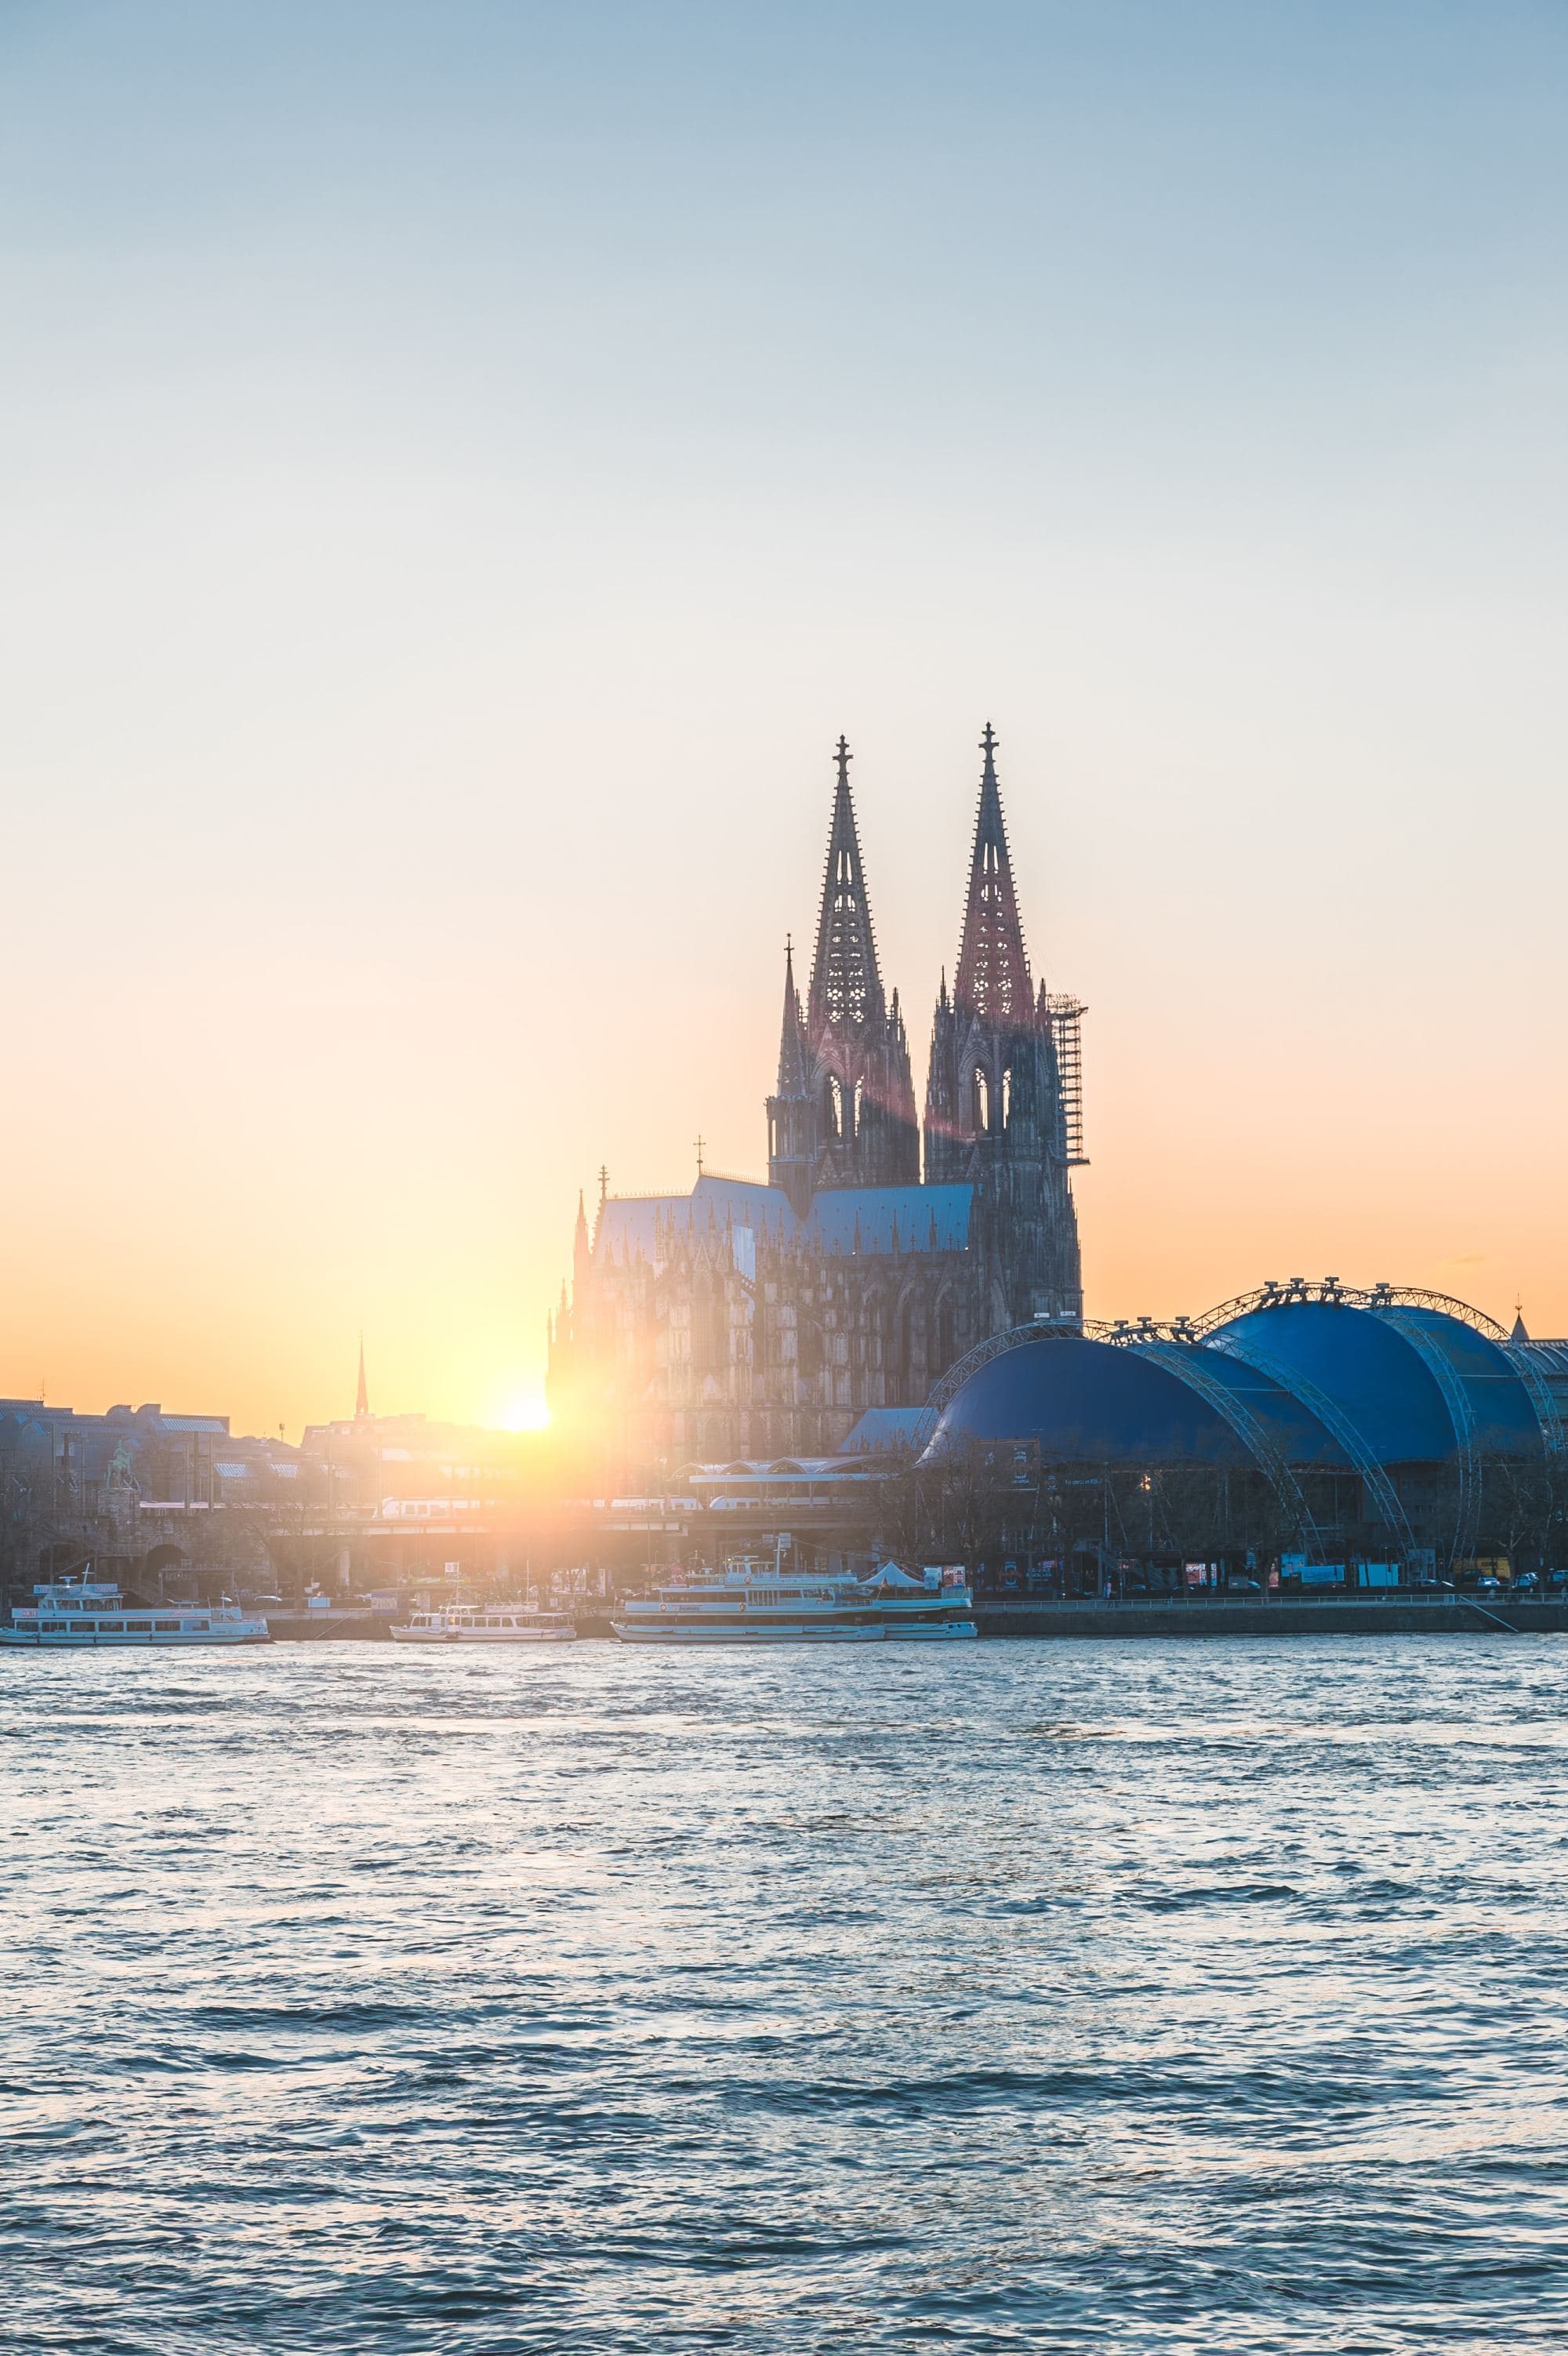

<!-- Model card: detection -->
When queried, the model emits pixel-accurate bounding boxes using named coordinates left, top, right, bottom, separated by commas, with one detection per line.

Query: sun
left=501, top=1396, right=552, bottom=1433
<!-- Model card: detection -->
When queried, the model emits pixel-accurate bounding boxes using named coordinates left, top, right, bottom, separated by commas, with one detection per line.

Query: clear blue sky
left=2, top=2, right=1564, bottom=1428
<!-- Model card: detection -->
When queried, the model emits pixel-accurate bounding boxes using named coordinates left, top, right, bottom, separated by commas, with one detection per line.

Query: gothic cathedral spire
left=807, top=735, right=887, bottom=1036
left=793, top=737, right=917, bottom=1195
left=953, top=722, right=1032, bottom=1022
left=923, top=724, right=1082, bottom=1327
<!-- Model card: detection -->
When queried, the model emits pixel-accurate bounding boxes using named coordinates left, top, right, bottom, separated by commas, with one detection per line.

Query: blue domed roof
left=1207, top=1301, right=1452, bottom=1461
left=1205, top=1299, right=1544, bottom=1464
left=924, top=1336, right=1262, bottom=1467
left=1380, top=1305, right=1544, bottom=1455
left=1168, top=1343, right=1352, bottom=1469
left=920, top=1294, right=1552, bottom=1502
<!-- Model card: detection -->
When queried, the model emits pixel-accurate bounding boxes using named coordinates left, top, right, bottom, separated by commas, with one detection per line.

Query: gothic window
left=851, top=1078, right=864, bottom=1138
left=1001, top=1069, right=1012, bottom=1130
left=827, top=1076, right=844, bottom=1140
left=973, top=1069, right=990, bottom=1133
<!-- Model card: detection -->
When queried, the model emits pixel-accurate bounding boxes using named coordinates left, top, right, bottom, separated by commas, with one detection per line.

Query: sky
left=1, top=0, right=1565, bottom=1438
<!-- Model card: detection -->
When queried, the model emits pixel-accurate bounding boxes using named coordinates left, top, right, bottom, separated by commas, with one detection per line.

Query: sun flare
left=502, top=1396, right=552, bottom=1433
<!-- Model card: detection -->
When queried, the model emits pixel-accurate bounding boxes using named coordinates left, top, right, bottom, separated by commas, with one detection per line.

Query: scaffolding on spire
left=1045, top=993, right=1089, bottom=1164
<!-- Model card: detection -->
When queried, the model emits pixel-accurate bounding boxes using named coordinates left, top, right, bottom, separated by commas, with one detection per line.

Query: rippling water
left=3, top=1637, right=1566, bottom=2352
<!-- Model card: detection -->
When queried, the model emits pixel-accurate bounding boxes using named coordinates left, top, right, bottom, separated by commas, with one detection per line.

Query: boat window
left=192, top=1621, right=210, bottom=1632
left=154, top=1620, right=180, bottom=1632
left=43, top=1621, right=68, bottom=1633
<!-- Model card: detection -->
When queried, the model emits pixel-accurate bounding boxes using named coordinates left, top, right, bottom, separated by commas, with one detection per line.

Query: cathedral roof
left=594, top=1173, right=973, bottom=1267
left=805, top=1184, right=971, bottom=1254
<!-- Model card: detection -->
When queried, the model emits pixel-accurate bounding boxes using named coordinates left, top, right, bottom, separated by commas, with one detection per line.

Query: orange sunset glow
left=8, top=16, right=1568, bottom=2356
left=1, top=9, right=1563, bottom=1446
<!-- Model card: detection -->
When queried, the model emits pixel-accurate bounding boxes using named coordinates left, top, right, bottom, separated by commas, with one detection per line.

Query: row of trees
left=866, top=1442, right=1568, bottom=1581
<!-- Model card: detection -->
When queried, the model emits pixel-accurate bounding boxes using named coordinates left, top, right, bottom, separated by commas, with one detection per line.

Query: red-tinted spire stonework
left=808, top=737, right=887, bottom=1036
left=953, top=724, right=1032, bottom=1022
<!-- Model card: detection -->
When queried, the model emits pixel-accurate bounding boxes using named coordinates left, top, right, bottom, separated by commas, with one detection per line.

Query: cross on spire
left=695, top=1133, right=706, bottom=1174
left=598, top=1163, right=609, bottom=1203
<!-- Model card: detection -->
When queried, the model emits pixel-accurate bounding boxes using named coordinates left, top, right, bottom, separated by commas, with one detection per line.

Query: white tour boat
left=390, top=1600, right=578, bottom=1643
left=2, top=1575, right=270, bottom=1648
left=612, top=1556, right=976, bottom=1645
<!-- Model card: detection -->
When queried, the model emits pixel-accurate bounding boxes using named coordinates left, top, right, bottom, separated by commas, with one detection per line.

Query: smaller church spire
left=775, top=937, right=811, bottom=1097
left=354, top=1334, right=369, bottom=1422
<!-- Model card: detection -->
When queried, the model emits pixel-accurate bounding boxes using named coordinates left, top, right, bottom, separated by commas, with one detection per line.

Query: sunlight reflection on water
left=2, top=1636, right=1566, bottom=2353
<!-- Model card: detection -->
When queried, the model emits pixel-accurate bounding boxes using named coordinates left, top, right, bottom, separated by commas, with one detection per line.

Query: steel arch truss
left=1201, top=1330, right=1418, bottom=1559
left=913, top=1318, right=1326, bottom=1556
left=1185, top=1277, right=1508, bottom=1342
left=1501, top=1346, right=1567, bottom=1459
left=1130, top=1338, right=1325, bottom=1560
left=1369, top=1306, right=1479, bottom=1569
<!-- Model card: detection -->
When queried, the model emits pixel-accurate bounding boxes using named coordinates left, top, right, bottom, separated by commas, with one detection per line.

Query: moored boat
left=1, top=1575, right=270, bottom=1648
left=611, top=1555, right=976, bottom=1644
left=390, top=1600, right=578, bottom=1643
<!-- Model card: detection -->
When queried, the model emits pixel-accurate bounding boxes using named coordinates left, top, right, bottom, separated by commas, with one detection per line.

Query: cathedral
left=546, top=728, right=1086, bottom=1476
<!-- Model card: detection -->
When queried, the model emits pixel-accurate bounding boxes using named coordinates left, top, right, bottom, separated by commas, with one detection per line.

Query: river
left=3, top=1636, right=1565, bottom=2351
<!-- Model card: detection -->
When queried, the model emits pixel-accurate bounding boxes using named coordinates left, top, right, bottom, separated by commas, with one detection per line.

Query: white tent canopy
left=863, top=1562, right=927, bottom=1589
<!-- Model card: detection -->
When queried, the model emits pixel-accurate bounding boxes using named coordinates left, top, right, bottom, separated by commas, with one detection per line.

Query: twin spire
left=953, top=723, right=1032, bottom=1022
left=806, top=735, right=887, bottom=1037
left=789, top=723, right=1033, bottom=1053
